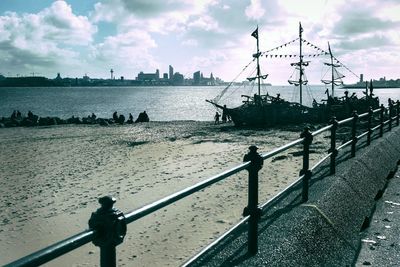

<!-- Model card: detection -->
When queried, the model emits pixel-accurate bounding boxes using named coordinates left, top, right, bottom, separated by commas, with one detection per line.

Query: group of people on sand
left=0, top=109, right=151, bottom=128
left=214, top=106, right=231, bottom=124
left=112, top=111, right=149, bottom=124
left=11, top=110, right=38, bottom=122
left=10, top=110, right=22, bottom=120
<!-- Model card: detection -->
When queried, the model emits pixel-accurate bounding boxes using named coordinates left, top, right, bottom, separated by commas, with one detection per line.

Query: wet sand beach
left=0, top=121, right=329, bottom=266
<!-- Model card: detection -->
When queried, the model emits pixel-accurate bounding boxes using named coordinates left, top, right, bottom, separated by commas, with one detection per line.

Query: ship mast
left=256, top=27, right=261, bottom=96
left=328, top=42, right=335, bottom=97
left=248, top=26, right=268, bottom=98
left=299, top=22, right=304, bottom=105
left=321, top=42, right=344, bottom=96
left=288, top=23, right=309, bottom=103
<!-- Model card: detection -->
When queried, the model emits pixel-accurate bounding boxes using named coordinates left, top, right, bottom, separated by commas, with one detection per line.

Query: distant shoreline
left=341, top=85, right=400, bottom=89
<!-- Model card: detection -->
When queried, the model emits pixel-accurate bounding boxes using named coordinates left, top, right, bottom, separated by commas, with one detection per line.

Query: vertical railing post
left=397, top=100, right=400, bottom=126
left=351, top=111, right=358, bottom=157
left=380, top=104, right=385, bottom=137
left=367, top=107, right=373, bottom=146
left=300, top=127, right=313, bottom=202
left=388, top=98, right=393, bottom=131
left=89, top=196, right=127, bottom=267
left=329, top=116, right=338, bottom=175
left=243, top=145, right=263, bottom=255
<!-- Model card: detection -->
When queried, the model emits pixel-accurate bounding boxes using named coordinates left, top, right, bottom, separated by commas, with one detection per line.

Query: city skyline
left=0, top=1, right=399, bottom=84
left=0, top=65, right=221, bottom=83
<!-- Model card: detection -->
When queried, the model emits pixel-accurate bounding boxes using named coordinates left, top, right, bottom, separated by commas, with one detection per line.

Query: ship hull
left=220, top=97, right=379, bottom=127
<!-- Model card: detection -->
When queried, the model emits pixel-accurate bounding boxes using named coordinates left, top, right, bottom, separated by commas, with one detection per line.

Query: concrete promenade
left=187, top=126, right=400, bottom=267
left=355, top=167, right=400, bottom=266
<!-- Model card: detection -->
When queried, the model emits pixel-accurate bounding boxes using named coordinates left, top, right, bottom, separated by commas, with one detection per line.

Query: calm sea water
left=0, top=85, right=399, bottom=121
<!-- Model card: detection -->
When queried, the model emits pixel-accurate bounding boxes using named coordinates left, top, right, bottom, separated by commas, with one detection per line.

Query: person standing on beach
left=214, top=112, right=220, bottom=124
left=127, top=113, right=134, bottom=123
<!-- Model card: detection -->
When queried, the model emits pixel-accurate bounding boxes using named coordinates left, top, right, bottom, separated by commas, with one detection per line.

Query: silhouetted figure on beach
left=16, top=110, right=22, bottom=119
left=127, top=113, right=134, bottom=124
left=28, top=110, right=34, bottom=119
left=118, top=114, right=125, bottom=124
left=222, top=105, right=227, bottom=123
left=214, top=112, right=220, bottom=124
left=91, top=113, right=96, bottom=120
left=135, top=111, right=149, bottom=123
left=11, top=110, right=17, bottom=120
left=113, top=111, right=118, bottom=121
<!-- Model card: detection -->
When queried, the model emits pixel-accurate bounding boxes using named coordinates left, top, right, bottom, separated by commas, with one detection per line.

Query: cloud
left=334, top=16, right=400, bottom=35
left=336, top=35, right=394, bottom=51
left=89, top=30, right=159, bottom=77
left=245, top=0, right=265, bottom=20
left=0, top=1, right=96, bottom=75
left=91, top=0, right=215, bottom=30
left=118, top=0, right=189, bottom=18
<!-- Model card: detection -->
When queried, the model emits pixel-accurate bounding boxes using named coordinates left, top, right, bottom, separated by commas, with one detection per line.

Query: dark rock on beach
left=0, top=110, right=153, bottom=128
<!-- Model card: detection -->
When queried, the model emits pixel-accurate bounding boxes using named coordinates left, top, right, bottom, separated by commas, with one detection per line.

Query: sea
left=0, top=85, right=399, bottom=121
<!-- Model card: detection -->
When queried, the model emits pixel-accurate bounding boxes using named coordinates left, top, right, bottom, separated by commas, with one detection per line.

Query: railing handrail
left=5, top=103, right=399, bottom=267
left=261, top=137, right=304, bottom=160
left=125, top=161, right=250, bottom=223
left=4, top=230, right=94, bottom=267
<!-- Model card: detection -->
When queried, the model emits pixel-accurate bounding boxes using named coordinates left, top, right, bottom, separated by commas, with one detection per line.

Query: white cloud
left=89, top=30, right=158, bottom=77
left=91, top=0, right=216, bottom=34
left=245, top=0, right=265, bottom=20
left=187, top=15, right=219, bottom=31
left=1, top=0, right=399, bottom=81
left=0, top=1, right=96, bottom=76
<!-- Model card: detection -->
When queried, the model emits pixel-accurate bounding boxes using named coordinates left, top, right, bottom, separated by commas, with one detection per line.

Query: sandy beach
left=0, top=121, right=330, bottom=266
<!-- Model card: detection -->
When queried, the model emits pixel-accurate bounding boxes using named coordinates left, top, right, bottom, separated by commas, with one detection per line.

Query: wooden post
left=367, top=107, right=373, bottom=146
left=351, top=111, right=358, bottom=158
left=89, top=196, right=127, bottom=267
left=243, top=146, right=263, bottom=255
left=380, top=104, right=385, bottom=137
left=388, top=98, right=393, bottom=131
left=329, top=117, right=338, bottom=174
left=300, top=127, right=313, bottom=202
left=397, top=100, right=400, bottom=126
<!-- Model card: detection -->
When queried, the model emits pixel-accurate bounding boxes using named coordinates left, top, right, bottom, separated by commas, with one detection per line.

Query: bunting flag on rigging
left=265, top=52, right=326, bottom=58
left=260, top=38, right=299, bottom=55
left=251, top=28, right=258, bottom=39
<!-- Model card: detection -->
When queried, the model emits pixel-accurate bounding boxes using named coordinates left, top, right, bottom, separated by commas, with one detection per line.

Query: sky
left=0, top=0, right=399, bottom=84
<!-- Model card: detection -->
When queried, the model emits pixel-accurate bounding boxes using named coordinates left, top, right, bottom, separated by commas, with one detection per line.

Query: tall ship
left=207, top=24, right=379, bottom=126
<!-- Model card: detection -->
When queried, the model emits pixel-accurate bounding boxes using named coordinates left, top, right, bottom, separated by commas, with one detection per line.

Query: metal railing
left=5, top=100, right=400, bottom=267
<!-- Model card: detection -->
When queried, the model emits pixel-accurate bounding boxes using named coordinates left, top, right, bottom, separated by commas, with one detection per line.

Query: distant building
left=83, top=74, right=90, bottom=82
left=173, top=72, right=184, bottom=85
left=192, top=71, right=216, bottom=85
left=136, top=69, right=160, bottom=81
left=169, top=65, right=174, bottom=80
left=163, top=73, right=168, bottom=79
left=193, top=71, right=201, bottom=85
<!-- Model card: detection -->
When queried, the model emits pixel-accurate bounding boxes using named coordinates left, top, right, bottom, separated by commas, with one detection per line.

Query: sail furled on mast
left=288, top=66, right=308, bottom=86
left=321, top=67, right=345, bottom=85
left=321, top=42, right=345, bottom=86
left=247, top=74, right=268, bottom=82
left=288, top=61, right=310, bottom=86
